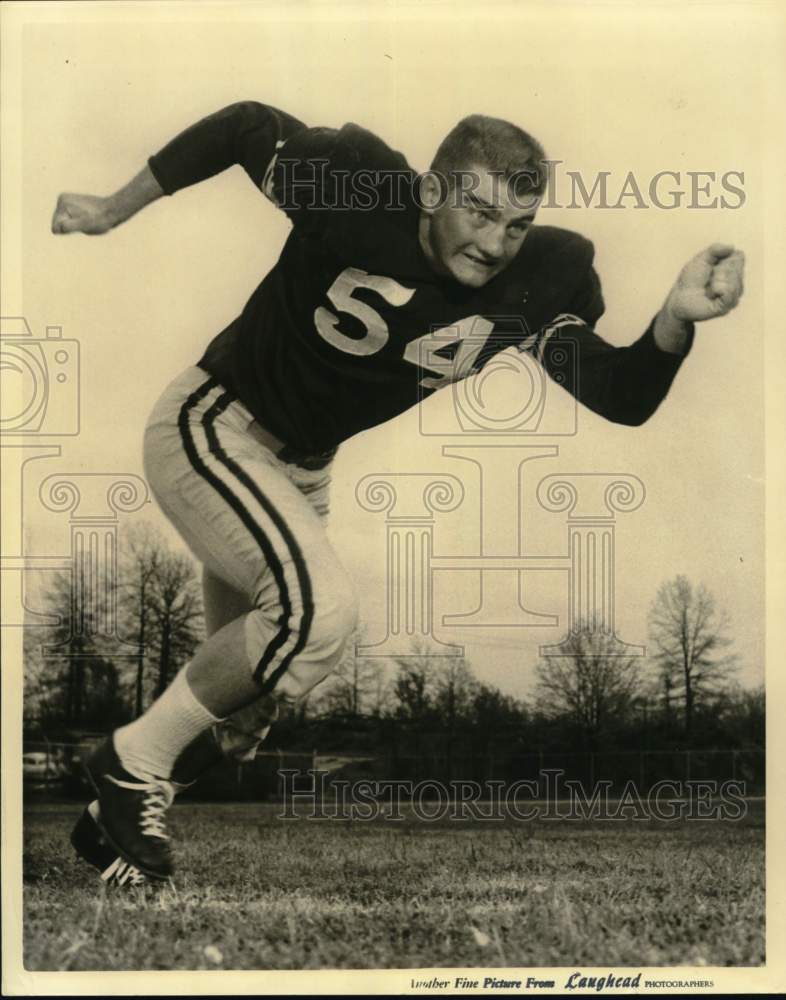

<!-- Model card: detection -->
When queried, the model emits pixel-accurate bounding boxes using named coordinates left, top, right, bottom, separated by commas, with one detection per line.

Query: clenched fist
left=665, top=243, right=745, bottom=322
left=51, top=192, right=115, bottom=235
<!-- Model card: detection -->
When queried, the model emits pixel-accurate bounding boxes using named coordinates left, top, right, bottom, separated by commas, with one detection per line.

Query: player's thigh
left=143, top=371, right=352, bottom=614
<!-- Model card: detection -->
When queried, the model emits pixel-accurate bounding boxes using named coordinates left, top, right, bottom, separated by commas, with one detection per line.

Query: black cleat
left=83, top=737, right=175, bottom=880
left=71, top=801, right=148, bottom=887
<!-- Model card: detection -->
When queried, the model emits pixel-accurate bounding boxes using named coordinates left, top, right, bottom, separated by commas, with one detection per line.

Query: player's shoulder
left=523, top=225, right=596, bottom=268
left=336, top=122, right=411, bottom=172
left=496, top=225, right=599, bottom=313
left=280, top=120, right=410, bottom=173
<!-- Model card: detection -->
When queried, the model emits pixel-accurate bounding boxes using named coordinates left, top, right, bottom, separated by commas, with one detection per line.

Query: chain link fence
left=23, top=740, right=765, bottom=801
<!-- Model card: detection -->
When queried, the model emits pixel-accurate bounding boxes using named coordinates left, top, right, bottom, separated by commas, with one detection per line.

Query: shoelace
left=139, top=783, right=174, bottom=839
left=105, top=774, right=175, bottom=840
left=102, top=856, right=147, bottom=887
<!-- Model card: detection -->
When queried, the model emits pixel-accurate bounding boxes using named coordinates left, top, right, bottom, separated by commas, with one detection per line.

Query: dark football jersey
left=148, top=102, right=693, bottom=453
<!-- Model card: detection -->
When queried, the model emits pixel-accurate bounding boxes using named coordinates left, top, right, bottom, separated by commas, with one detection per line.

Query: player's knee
left=245, top=574, right=358, bottom=669
left=269, top=591, right=357, bottom=702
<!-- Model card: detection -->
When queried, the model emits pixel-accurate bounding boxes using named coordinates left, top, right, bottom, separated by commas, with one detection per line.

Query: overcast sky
left=7, top=3, right=770, bottom=698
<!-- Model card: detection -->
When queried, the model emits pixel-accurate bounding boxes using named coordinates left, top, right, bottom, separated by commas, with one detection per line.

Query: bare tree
left=658, top=667, right=679, bottom=729
left=717, top=683, right=764, bottom=745
left=471, top=684, right=528, bottom=731
left=430, top=655, right=476, bottom=779
left=535, top=625, right=641, bottom=746
left=367, top=662, right=395, bottom=718
left=148, top=550, right=203, bottom=697
left=119, top=523, right=161, bottom=717
left=24, top=570, right=127, bottom=729
left=433, top=657, right=477, bottom=729
left=319, top=628, right=384, bottom=717
left=648, top=575, right=737, bottom=738
left=392, top=638, right=440, bottom=722
left=118, top=522, right=204, bottom=708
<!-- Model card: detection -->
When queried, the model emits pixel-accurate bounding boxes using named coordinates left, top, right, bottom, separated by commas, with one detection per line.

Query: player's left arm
left=534, top=242, right=744, bottom=426
left=653, top=243, right=745, bottom=352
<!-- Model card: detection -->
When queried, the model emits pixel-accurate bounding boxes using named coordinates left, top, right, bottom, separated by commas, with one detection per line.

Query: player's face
left=420, top=165, right=539, bottom=288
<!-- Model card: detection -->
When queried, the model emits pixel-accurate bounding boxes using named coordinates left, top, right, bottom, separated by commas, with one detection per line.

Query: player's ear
left=417, top=170, right=448, bottom=214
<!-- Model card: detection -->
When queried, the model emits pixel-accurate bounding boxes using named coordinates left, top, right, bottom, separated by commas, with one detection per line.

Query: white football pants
left=143, top=366, right=358, bottom=703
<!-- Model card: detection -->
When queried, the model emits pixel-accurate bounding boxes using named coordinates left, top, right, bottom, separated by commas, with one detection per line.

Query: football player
left=52, top=103, right=744, bottom=882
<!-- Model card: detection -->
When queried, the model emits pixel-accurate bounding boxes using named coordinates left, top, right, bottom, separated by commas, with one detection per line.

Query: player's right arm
left=51, top=101, right=306, bottom=235
left=52, top=167, right=164, bottom=234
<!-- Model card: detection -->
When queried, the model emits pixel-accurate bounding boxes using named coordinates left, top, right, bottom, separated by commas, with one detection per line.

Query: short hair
left=430, top=114, right=547, bottom=201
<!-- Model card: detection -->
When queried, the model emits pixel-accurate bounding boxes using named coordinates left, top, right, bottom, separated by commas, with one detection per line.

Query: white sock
left=114, top=666, right=223, bottom=780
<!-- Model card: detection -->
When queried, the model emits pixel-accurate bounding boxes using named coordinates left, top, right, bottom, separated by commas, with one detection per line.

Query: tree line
left=23, top=522, right=763, bottom=754
left=24, top=522, right=203, bottom=731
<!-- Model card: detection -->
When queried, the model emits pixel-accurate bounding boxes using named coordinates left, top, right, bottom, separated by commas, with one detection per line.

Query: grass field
left=23, top=801, right=764, bottom=971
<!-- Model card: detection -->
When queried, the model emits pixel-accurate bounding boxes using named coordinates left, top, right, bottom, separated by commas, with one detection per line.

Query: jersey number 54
left=314, top=266, right=498, bottom=389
